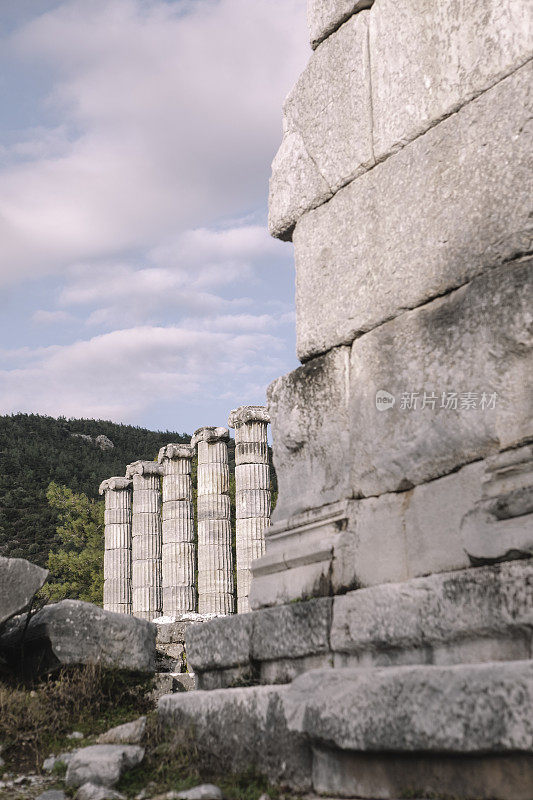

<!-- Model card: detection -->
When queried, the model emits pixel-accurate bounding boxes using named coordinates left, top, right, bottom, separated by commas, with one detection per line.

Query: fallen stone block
left=176, top=786, right=223, bottom=800
left=0, top=600, right=156, bottom=676
left=97, top=717, right=146, bottom=745
left=37, top=791, right=67, bottom=800
left=0, top=556, right=48, bottom=629
left=66, top=744, right=144, bottom=788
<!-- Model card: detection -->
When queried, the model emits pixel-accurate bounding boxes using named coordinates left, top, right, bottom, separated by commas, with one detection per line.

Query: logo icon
left=375, top=389, right=395, bottom=411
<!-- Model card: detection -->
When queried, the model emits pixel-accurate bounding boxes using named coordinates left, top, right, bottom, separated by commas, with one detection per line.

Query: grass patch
left=0, top=664, right=154, bottom=774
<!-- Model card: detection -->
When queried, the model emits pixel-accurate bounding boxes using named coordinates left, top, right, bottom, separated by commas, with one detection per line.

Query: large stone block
left=308, top=0, right=373, bottom=49
left=158, top=685, right=312, bottom=790
left=252, top=597, right=332, bottom=662
left=268, top=346, right=350, bottom=520
left=284, top=661, right=533, bottom=753
left=269, top=12, right=372, bottom=240
left=0, top=600, right=156, bottom=675
left=293, top=64, right=533, bottom=359
left=349, top=259, right=533, bottom=496
left=0, top=556, right=48, bottom=629
left=186, top=614, right=253, bottom=672
left=370, top=0, right=533, bottom=160
left=331, top=561, right=533, bottom=666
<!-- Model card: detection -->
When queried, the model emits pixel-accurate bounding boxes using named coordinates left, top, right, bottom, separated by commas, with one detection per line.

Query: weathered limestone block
left=228, top=406, right=271, bottom=613
left=293, top=64, right=533, bottom=359
left=191, top=427, right=234, bottom=614
left=252, top=597, right=332, bottom=662
left=284, top=662, right=533, bottom=754
left=268, top=346, right=350, bottom=520
left=158, top=444, right=196, bottom=616
left=186, top=597, right=332, bottom=679
left=308, top=0, right=373, bottom=49
left=250, top=500, right=349, bottom=609
left=97, top=717, right=146, bottom=745
left=268, top=128, right=332, bottom=241
left=331, top=561, right=533, bottom=667
left=126, top=460, right=163, bottom=621
left=461, top=445, right=533, bottom=564
left=370, top=0, right=533, bottom=160
left=269, top=12, right=372, bottom=240
left=0, top=600, right=156, bottom=675
left=349, top=258, right=533, bottom=497
left=186, top=614, right=254, bottom=673
left=332, top=461, right=482, bottom=593
left=99, top=477, right=132, bottom=615
left=158, top=662, right=533, bottom=797
left=0, top=556, right=48, bottom=629
left=158, top=685, right=312, bottom=790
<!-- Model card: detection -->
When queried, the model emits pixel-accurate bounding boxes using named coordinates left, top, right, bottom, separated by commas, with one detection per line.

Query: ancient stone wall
left=250, top=0, right=533, bottom=609
left=165, top=3, right=533, bottom=798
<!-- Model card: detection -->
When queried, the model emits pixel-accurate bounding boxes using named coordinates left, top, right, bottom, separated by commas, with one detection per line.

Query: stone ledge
left=331, top=560, right=533, bottom=661
left=285, top=661, right=533, bottom=753
left=159, top=660, right=533, bottom=798
left=188, top=561, right=533, bottom=685
left=186, top=597, right=332, bottom=675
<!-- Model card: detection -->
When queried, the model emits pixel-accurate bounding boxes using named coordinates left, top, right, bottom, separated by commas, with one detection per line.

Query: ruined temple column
left=228, top=406, right=271, bottom=613
left=125, top=460, right=163, bottom=621
left=158, top=444, right=196, bottom=617
left=99, top=477, right=133, bottom=615
left=191, top=427, right=234, bottom=614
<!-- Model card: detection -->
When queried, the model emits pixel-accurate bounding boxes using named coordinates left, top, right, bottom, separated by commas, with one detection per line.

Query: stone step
left=158, top=659, right=533, bottom=799
left=186, top=560, right=533, bottom=688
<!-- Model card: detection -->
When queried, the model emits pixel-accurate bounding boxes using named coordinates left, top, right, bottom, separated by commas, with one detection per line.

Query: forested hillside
left=0, top=414, right=190, bottom=566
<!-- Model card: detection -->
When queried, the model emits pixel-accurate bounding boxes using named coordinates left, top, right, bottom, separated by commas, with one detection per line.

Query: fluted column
left=158, top=443, right=196, bottom=617
left=191, top=427, right=234, bottom=614
left=228, top=406, right=271, bottom=613
left=125, top=460, right=163, bottom=621
left=99, top=477, right=133, bottom=615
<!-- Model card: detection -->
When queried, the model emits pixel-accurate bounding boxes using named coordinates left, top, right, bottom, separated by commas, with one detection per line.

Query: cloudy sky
left=0, top=0, right=308, bottom=433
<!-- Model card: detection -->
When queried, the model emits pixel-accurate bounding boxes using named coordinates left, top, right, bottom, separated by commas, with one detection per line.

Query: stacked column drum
left=101, top=407, right=271, bottom=619
left=125, top=460, right=164, bottom=621
left=228, top=406, right=271, bottom=613
left=158, top=443, right=196, bottom=617
left=191, top=427, right=235, bottom=614
left=100, top=476, right=133, bottom=614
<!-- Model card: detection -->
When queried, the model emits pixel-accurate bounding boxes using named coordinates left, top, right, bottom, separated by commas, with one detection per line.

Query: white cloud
left=32, top=308, right=74, bottom=324
left=0, top=0, right=308, bottom=285
left=0, top=324, right=286, bottom=422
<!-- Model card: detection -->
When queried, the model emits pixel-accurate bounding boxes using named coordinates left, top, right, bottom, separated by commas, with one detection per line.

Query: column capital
left=157, top=443, right=194, bottom=463
left=228, top=405, right=270, bottom=428
left=191, top=426, right=229, bottom=448
left=99, top=476, right=132, bottom=494
left=125, top=460, right=164, bottom=479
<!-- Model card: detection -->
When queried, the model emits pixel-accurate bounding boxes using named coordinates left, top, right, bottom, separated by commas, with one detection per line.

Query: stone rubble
left=75, top=783, right=126, bottom=800
left=65, top=744, right=145, bottom=789
left=96, top=717, right=146, bottom=746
